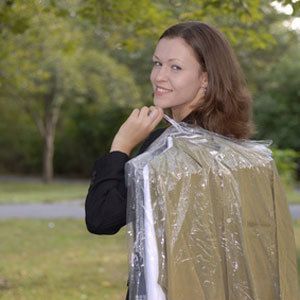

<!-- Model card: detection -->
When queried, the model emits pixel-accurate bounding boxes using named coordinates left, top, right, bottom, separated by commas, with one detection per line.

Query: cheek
left=174, top=75, right=201, bottom=98
left=174, top=74, right=199, bottom=91
left=150, top=69, right=155, bottom=85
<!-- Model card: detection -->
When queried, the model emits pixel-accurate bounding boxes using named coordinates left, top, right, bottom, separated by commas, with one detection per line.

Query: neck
left=171, top=107, right=192, bottom=122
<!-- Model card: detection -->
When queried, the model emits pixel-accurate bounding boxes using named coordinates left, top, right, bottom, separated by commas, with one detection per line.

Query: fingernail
left=150, top=110, right=157, bottom=118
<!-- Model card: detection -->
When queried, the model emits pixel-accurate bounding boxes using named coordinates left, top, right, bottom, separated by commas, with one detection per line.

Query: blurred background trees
left=0, top=0, right=299, bottom=182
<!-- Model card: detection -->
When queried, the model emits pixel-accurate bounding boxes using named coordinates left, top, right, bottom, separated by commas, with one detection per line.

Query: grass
left=0, top=179, right=299, bottom=204
left=294, top=220, right=300, bottom=297
left=286, top=187, right=300, bottom=204
left=0, top=220, right=128, bottom=300
left=0, top=181, right=89, bottom=204
left=0, top=219, right=299, bottom=300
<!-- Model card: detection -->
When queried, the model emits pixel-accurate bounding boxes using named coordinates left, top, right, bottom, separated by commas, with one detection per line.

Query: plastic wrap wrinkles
left=125, top=115, right=299, bottom=300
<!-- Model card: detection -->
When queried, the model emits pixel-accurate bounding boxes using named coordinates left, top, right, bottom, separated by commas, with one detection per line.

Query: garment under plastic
left=124, top=115, right=299, bottom=300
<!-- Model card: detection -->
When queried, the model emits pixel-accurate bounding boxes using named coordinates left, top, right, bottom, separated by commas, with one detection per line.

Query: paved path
left=0, top=201, right=299, bottom=220
left=290, top=204, right=300, bottom=220
left=0, top=200, right=84, bottom=220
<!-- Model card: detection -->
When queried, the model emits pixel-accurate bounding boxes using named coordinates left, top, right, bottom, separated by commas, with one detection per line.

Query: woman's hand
left=110, top=106, right=165, bottom=156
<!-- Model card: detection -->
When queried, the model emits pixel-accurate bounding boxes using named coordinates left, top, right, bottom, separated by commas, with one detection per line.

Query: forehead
left=153, top=37, right=198, bottom=64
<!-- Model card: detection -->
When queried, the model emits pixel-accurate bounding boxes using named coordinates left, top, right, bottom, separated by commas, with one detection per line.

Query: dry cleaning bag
left=125, top=115, right=298, bottom=300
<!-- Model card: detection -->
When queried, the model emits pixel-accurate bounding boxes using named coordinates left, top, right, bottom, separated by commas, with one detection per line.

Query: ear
left=201, top=72, right=208, bottom=87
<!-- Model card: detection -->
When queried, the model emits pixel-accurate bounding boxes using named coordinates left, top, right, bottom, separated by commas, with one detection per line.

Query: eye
left=152, top=60, right=161, bottom=67
left=171, top=64, right=182, bottom=71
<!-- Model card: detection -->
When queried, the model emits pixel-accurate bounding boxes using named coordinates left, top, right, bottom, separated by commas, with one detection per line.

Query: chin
left=153, top=98, right=172, bottom=109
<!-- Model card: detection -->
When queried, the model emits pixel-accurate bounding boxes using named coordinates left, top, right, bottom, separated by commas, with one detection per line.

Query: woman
left=85, top=21, right=296, bottom=299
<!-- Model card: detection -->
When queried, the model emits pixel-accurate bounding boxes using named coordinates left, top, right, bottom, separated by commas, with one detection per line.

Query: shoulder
left=137, top=126, right=168, bottom=154
left=148, top=126, right=168, bottom=141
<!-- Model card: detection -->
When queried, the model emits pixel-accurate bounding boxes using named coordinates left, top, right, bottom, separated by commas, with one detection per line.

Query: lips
left=155, top=86, right=173, bottom=96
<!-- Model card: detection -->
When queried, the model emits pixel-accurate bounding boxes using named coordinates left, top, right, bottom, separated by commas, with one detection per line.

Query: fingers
left=148, top=106, right=157, bottom=118
left=146, top=106, right=164, bottom=130
left=131, top=106, right=164, bottom=125
left=151, top=107, right=164, bottom=127
left=153, top=106, right=164, bottom=120
left=129, top=108, right=140, bottom=118
left=138, top=106, right=150, bottom=119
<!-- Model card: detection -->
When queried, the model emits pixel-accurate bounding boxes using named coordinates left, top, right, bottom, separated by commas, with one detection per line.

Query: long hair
left=159, top=21, right=255, bottom=139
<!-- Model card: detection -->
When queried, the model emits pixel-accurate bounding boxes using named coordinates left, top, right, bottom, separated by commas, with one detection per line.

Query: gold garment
left=125, top=117, right=299, bottom=300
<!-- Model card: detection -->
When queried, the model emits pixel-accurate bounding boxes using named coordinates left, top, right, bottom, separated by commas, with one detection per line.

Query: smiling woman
left=150, top=37, right=207, bottom=122
left=85, top=21, right=298, bottom=300
left=151, top=22, right=255, bottom=139
left=105, top=22, right=254, bottom=158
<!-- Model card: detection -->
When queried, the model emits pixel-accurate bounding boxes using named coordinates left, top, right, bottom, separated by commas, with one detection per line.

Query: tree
left=1, top=0, right=298, bottom=179
left=253, top=42, right=300, bottom=150
left=0, top=0, right=140, bottom=181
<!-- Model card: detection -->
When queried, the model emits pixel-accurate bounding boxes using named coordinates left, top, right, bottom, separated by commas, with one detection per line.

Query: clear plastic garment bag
left=125, top=115, right=299, bottom=300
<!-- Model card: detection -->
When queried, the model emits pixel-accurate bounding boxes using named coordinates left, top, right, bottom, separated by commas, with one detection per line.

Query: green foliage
left=0, top=99, right=42, bottom=173
left=253, top=42, right=300, bottom=150
left=0, top=0, right=141, bottom=177
left=277, top=0, right=300, bottom=15
left=78, top=0, right=276, bottom=53
left=0, top=0, right=140, bottom=113
left=54, top=104, right=134, bottom=176
left=0, top=0, right=299, bottom=177
left=272, top=148, right=300, bottom=188
left=78, top=50, right=141, bottom=107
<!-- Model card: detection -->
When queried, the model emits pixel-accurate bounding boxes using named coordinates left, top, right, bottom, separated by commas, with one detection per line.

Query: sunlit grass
left=0, top=181, right=89, bottom=204
left=293, top=220, right=300, bottom=290
left=0, top=219, right=128, bottom=300
left=0, top=180, right=299, bottom=204
left=0, top=219, right=299, bottom=300
left=285, top=187, right=300, bottom=204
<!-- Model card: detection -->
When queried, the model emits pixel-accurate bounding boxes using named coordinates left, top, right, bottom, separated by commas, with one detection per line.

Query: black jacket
left=85, top=115, right=192, bottom=299
left=85, top=126, right=167, bottom=300
left=85, top=127, right=167, bottom=234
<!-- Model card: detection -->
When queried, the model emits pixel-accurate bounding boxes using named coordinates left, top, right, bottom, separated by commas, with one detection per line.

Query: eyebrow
left=152, top=54, right=182, bottom=62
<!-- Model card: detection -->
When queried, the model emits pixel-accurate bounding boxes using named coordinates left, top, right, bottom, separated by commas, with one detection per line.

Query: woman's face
left=150, top=37, right=206, bottom=121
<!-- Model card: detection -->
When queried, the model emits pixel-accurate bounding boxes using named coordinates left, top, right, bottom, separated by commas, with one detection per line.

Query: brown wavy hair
left=159, top=21, right=255, bottom=139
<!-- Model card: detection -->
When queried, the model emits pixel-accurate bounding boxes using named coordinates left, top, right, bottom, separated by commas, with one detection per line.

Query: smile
left=155, top=86, right=173, bottom=95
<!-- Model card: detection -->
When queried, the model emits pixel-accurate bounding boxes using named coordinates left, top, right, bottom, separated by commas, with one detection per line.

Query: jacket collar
left=180, top=113, right=193, bottom=124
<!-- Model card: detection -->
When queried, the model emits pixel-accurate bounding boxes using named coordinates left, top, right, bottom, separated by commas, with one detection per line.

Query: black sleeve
left=85, top=127, right=167, bottom=235
left=85, top=151, right=130, bottom=235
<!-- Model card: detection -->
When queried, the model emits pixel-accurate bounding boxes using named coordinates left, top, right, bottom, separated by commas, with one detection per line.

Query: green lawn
left=0, top=219, right=299, bottom=300
left=286, top=187, right=300, bottom=204
left=0, top=181, right=89, bottom=204
left=294, top=220, right=300, bottom=298
left=0, top=180, right=299, bottom=204
left=0, top=220, right=128, bottom=300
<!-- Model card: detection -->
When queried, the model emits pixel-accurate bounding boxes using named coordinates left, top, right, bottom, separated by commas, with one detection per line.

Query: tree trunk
left=41, top=70, right=61, bottom=183
left=42, top=124, right=55, bottom=183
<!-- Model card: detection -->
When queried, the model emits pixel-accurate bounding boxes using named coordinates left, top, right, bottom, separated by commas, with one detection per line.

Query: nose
left=155, top=65, right=168, bottom=82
